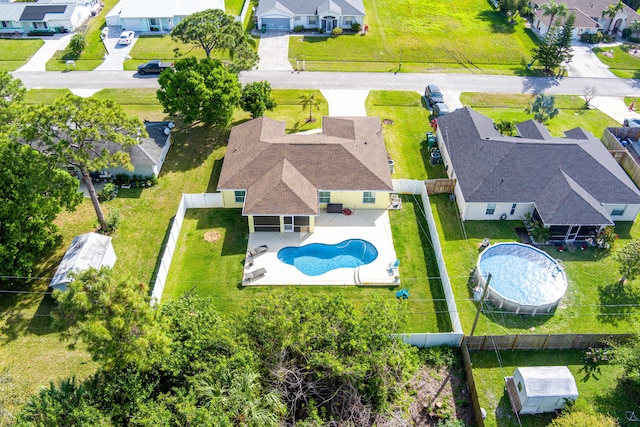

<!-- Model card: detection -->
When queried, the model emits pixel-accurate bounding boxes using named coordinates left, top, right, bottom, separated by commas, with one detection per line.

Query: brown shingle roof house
left=217, top=116, right=393, bottom=232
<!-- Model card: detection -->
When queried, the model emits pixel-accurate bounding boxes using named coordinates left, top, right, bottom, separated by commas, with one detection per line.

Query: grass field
left=594, top=44, right=640, bottom=79
left=366, top=91, right=446, bottom=180
left=288, top=0, right=537, bottom=74
left=460, top=92, right=620, bottom=137
left=0, top=39, right=44, bottom=71
left=471, top=349, right=633, bottom=427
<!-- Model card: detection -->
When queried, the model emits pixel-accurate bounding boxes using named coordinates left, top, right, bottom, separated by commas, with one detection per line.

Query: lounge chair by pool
left=244, top=268, right=267, bottom=281
left=247, top=245, right=268, bottom=257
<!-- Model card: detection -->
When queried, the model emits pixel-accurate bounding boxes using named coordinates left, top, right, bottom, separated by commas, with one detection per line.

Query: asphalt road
left=11, top=70, right=640, bottom=96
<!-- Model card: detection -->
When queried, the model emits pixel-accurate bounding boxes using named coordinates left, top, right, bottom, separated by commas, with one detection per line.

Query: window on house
left=150, top=18, right=158, bottom=26
left=510, top=203, right=516, bottom=215
left=319, top=191, right=330, bottom=203
left=612, top=205, right=626, bottom=216
left=234, top=190, right=246, bottom=203
left=486, top=203, right=496, bottom=215
left=517, top=382, right=523, bottom=392
left=363, top=192, right=376, bottom=204
left=308, top=16, right=317, bottom=25
left=1, top=21, right=9, bottom=28
left=344, top=16, right=354, bottom=25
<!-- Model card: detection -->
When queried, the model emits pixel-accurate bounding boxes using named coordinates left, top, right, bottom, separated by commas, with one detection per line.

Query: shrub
left=68, top=33, right=87, bottom=57
left=318, top=28, right=325, bottom=34
left=97, top=182, right=118, bottom=202
left=293, top=25, right=304, bottom=32
left=351, top=22, right=361, bottom=32
left=331, top=27, right=343, bottom=37
left=421, top=345, right=457, bottom=368
left=581, top=32, right=603, bottom=43
left=623, top=28, right=633, bottom=39
left=105, top=208, right=121, bottom=231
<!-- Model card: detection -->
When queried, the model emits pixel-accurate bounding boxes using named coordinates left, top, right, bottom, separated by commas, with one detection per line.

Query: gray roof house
left=50, top=232, right=117, bottom=291
left=105, top=0, right=225, bottom=32
left=256, top=0, right=365, bottom=32
left=217, top=116, right=392, bottom=232
left=0, top=0, right=99, bottom=34
left=436, top=107, right=640, bottom=242
left=107, top=121, right=173, bottom=177
left=530, top=0, right=640, bottom=39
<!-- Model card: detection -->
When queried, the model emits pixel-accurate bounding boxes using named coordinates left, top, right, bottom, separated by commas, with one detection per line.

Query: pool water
left=277, top=239, right=378, bottom=276
left=478, top=243, right=566, bottom=306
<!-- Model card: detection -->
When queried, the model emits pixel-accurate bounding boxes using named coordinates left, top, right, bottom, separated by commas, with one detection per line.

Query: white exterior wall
left=122, top=17, right=146, bottom=31
left=603, top=203, right=640, bottom=222
left=463, top=202, right=535, bottom=221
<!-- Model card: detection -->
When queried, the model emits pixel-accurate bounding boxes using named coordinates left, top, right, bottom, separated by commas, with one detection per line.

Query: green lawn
left=288, top=0, right=537, bottom=74
left=594, top=44, right=640, bottom=79
left=460, top=92, right=620, bottom=138
left=46, top=0, right=119, bottom=71
left=431, top=192, right=640, bottom=335
left=471, top=350, right=633, bottom=427
left=366, top=91, right=446, bottom=180
left=161, top=195, right=449, bottom=333
left=225, top=0, right=246, bottom=17
left=0, top=39, right=44, bottom=71
left=24, top=89, right=72, bottom=104
left=263, top=89, right=328, bottom=133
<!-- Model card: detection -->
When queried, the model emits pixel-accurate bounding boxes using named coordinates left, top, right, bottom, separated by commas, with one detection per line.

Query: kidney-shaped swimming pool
left=277, top=239, right=378, bottom=276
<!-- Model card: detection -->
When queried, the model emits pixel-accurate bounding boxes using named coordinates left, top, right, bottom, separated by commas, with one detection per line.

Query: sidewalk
left=16, top=33, right=74, bottom=72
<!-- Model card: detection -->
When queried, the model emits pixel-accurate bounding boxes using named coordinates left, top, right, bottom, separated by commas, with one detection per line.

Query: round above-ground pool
left=277, top=239, right=378, bottom=276
left=475, top=242, right=567, bottom=315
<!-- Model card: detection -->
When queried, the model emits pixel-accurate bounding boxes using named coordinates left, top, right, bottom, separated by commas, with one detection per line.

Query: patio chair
left=388, top=259, right=400, bottom=274
left=627, top=411, right=640, bottom=422
left=244, top=268, right=267, bottom=282
left=247, top=244, right=268, bottom=257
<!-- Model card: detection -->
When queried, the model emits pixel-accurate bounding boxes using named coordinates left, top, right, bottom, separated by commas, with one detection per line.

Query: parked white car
left=623, top=118, right=640, bottom=127
left=117, top=31, right=135, bottom=46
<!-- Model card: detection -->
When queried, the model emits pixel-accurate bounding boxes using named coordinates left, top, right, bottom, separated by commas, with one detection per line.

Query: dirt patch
left=410, top=364, right=475, bottom=426
left=203, top=230, right=221, bottom=243
left=382, top=119, right=394, bottom=125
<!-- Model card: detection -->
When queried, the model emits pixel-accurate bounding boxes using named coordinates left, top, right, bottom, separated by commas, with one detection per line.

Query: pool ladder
left=551, top=265, right=562, bottom=277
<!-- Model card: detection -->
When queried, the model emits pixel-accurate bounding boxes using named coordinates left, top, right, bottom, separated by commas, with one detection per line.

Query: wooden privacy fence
left=466, top=333, right=633, bottom=351
left=425, top=178, right=456, bottom=195
left=461, top=340, right=485, bottom=427
left=602, top=128, right=640, bottom=189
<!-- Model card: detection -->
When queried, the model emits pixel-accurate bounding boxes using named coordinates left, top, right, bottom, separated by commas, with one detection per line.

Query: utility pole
left=470, top=273, right=491, bottom=337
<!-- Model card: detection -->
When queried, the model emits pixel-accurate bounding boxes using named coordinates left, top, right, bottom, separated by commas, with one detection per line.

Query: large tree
left=240, top=81, right=277, bottom=119
left=529, top=12, right=574, bottom=77
left=171, top=8, right=258, bottom=71
left=0, top=71, right=26, bottom=130
left=157, top=57, right=242, bottom=127
left=0, top=138, right=82, bottom=278
left=19, top=94, right=146, bottom=231
left=53, top=267, right=170, bottom=370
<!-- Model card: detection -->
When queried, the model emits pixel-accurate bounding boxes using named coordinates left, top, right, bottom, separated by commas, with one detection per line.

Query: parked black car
left=433, top=102, right=450, bottom=117
left=424, top=84, right=445, bottom=106
left=137, top=60, right=174, bottom=75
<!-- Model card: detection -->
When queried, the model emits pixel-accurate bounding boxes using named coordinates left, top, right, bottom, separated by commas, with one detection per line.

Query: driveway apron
left=566, top=43, right=616, bottom=78
left=95, top=27, right=138, bottom=71
left=16, top=33, right=74, bottom=72
left=321, top=90, right=369, bottom=116
left=257, top=32, right=293, bottom=71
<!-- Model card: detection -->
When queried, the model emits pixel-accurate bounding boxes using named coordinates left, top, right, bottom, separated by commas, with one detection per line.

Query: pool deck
left=243, top=209, right=399, bottom=286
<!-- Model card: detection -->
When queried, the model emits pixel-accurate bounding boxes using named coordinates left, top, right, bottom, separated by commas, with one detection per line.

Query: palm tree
left=541, top=0, right=568, bottom=28
left=525, top=93, right=559, bottom=123
left=629, top=20, right=640, bottom=38
left=299, top=92, right=322, bottom=122
left=198, top=367, right=285, bottom=426
left=602, top=0, right=625, bottom=35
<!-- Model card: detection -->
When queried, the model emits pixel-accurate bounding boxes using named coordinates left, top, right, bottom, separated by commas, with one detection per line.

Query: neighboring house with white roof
left=0, top=0, right=99, bottom=34
left=50, top=232, right=117, bottom=291
left=256, top=0, right=365, bottom=32
left=105, top=0, right=224, bottom=32
left=530, top=0, right=640, bottom=39
left=436, top=107, right=640, bottom=243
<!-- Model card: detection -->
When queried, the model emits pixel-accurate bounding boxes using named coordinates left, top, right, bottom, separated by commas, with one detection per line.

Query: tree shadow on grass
left=161, top=122, right=227, bottom=174
left=597, top=280, right=640, bottom=325
left=476, top=10, right=517, bottom=34
left=593, top=378, right=640, bottom=424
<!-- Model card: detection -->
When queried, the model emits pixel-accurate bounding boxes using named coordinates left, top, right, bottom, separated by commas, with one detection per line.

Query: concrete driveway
left=566, top=43, right=616, bottom=78
left=321, top=90, right=369, bottom=116
left=588, top=96, right=640, bottom=125
left=257, top=32, right=293, bottom=71
left=95, top=27, right=138, bottom=71
left=16, top=33, right=74, bottom=72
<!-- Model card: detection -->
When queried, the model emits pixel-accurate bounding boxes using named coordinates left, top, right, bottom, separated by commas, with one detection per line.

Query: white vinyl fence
left=235, top=0, right=252, bottom=24
left=393, top=179, right=464, bottom=346
left=151, top=193, right=222, bottom=303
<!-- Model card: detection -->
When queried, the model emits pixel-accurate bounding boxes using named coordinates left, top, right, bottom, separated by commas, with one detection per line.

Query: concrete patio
left=243, top=209, right=399, bottom=286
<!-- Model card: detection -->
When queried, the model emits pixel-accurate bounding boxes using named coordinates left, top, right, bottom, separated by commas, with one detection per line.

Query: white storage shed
left=505, top=366, right=578, bottom=415
left=50, top=232, right=117, bottom=291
